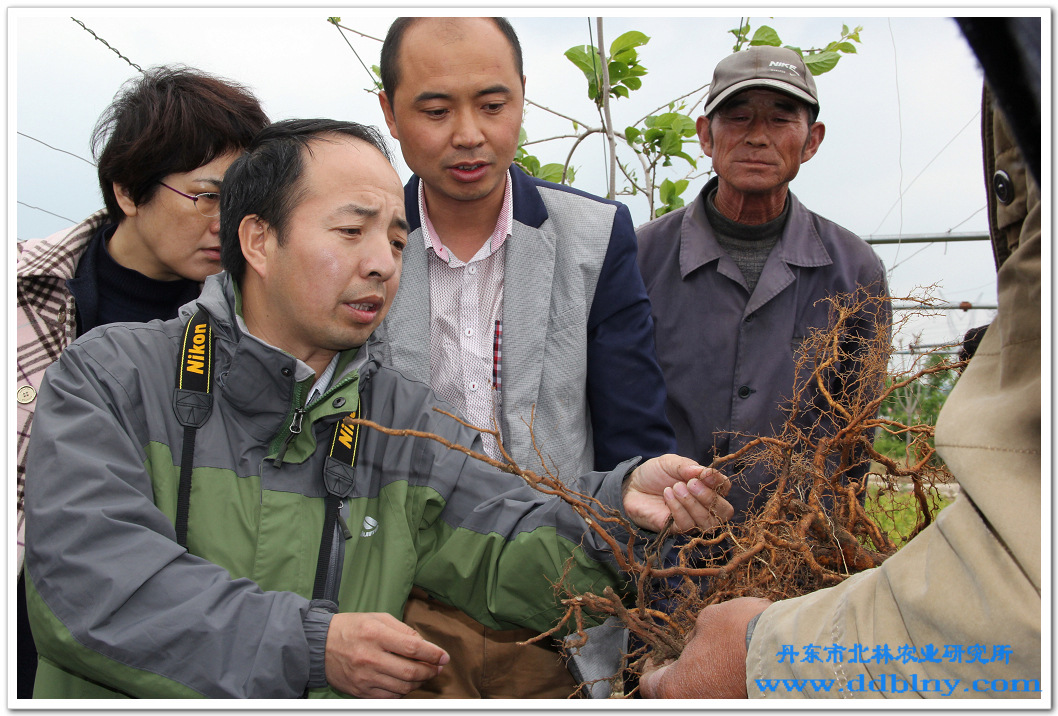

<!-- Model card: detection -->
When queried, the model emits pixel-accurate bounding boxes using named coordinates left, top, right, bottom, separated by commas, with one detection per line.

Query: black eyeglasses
left=159, top=182, right=221, bottom=218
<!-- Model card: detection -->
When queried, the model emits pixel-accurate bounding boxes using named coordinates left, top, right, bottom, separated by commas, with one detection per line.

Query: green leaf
left=624, top=126, right=641, bottom=144
left=644, top=127, right=665, bottom=143
left=842, top=23, right=849, bottom=35
left=608, top=62, right=630, bottom=81
left=612, top=84, right=630, bottom=99
left=659, top=178, right=675, bottom=204
left=327, top=17, right=341, bottom=24
left=643, top=115, right=658, bottom=129
left=610, top=30, right=650, bottom=56
left=836, top=42, right=858, bottom=54
left=672, top=114, right=696, bottom=137
left=674, top=179, right=689, bottom=195
left=749, top=25, right=782, bottom=47
left=518, top=127, right=528, bottom=146
left=566, top=166, right=577, bottom=184
left=659, top=129, right=682, bottom=155
left=538, top=163, right=565, bottom=184
left=672, top=151, right=697, bottom=169
left=564, top=46, right=602, bottom=82
left=516, top=155, right=540, bottom=175
left=563, top=45, right=589, bottom=70
left=727, top=20, right=751, bottom=44
left=805, top=50, right=841, bottom=75
left=612, top=48, right=638, bottom=65
left=653, top=112, right=682, bottom=129
left=622, top=76, right=643, bottom=91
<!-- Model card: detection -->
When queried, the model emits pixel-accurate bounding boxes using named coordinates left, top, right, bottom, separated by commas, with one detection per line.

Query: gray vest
left=376, top=185, right=616, bottom=483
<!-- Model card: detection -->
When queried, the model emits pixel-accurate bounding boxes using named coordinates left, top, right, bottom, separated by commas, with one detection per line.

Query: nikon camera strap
left=173, top=310, right=363, bottom=600
left=173, top=310, right=215, bottom=548
left=313, top=413, right=361, bottom=601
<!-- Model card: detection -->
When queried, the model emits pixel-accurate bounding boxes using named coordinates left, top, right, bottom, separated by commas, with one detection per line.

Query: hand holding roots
left=350, top=289, right=959, bottom=696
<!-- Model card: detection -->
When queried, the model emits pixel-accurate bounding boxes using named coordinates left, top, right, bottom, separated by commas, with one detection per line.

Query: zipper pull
left=273, top=408, right=306, bottom=467
left=336, top=500, right=353, bottom=541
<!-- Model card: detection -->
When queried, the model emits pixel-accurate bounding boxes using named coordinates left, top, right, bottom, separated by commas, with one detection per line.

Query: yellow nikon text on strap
left=179, top=312, right=213, bottom=393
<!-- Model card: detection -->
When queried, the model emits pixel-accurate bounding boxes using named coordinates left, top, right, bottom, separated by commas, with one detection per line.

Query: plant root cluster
left=585, top=290, right=961, bottom=690
left=348, top=289, right=962, bottom=697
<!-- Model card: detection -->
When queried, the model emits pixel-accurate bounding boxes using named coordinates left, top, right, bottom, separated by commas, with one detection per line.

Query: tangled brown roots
left=567, top=290, right=958, bottom=693
left=350, top=289, right=959, bottom=697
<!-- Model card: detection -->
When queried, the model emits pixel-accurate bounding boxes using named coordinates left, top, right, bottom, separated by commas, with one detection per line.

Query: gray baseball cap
left=704, top=46, right=819, bottom=116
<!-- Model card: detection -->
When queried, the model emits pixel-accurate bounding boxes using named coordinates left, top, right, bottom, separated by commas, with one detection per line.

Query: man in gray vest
left=376, top=17, right=677, bottom=697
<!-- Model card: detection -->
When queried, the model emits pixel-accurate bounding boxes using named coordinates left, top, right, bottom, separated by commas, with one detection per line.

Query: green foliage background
left=872, top=354, right=958, bottom=464
left=866, top=485, right=952, bottom=547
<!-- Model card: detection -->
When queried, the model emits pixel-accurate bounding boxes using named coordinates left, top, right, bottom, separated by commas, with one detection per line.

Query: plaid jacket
left=16, top=211, right=107, bottom=574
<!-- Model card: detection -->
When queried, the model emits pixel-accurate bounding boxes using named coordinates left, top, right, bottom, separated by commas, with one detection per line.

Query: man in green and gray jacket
left=23, top=118, right=732, bottom=699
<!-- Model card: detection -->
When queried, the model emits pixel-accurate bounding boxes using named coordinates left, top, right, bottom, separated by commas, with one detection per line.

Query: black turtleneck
left=67, top=224, right=202, bottom=336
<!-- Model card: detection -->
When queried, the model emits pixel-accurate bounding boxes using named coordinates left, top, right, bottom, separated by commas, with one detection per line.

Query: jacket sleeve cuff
left=305, top=600, right=337, bottom=689
left=745, top=611, right=763, bottom=651
left=603, top=457, right=655, bottom=550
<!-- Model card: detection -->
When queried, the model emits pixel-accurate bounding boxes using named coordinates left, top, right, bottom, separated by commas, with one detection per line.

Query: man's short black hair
left=92, top=65, right=269, bottom=225
left=379, top=17, right=523, bottom=101
left=219, top=119, right=392, bottom=282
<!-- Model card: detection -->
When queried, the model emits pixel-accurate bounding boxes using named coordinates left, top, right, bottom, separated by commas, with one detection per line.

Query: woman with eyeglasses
left=15, top=64, right=268, bottom=698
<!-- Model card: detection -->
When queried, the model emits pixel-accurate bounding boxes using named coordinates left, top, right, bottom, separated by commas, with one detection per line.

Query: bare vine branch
left=525, top=97, right=594, bottom=129
left=631, top=82, right=712, bottom=127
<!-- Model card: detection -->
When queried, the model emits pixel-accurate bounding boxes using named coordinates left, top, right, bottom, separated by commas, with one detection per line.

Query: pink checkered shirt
left=420, top=172, right=512, bottom=459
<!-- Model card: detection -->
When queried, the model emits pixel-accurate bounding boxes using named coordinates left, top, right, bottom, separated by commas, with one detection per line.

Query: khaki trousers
left=402, top=587, right=578, bottom=698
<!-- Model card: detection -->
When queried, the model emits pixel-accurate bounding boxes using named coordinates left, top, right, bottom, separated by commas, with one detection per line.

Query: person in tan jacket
left=640, top=18, right=1042, bottom=700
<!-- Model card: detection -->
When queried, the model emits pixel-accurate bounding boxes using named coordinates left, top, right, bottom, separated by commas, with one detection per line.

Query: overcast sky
left=11, top=9, right=1045, bottom=352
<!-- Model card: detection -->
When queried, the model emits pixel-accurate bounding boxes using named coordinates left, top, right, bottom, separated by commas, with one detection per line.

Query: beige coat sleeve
left=745, top=103, right=1042, bottom=699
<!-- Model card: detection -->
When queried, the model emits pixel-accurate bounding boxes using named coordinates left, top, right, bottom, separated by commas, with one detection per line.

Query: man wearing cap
left=639, top=19, right=1042, bottom=699
left=636, top=46, right=890, bottom=531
